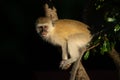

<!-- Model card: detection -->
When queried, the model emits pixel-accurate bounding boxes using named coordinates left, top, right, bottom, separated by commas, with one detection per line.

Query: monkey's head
left=35, top=17, right=54, bottom=38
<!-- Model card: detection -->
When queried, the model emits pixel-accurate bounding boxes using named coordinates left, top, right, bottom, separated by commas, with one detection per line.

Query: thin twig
left=87, top=43, right=100, bottom=51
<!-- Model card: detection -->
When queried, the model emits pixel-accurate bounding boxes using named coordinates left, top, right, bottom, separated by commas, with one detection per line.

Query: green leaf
left=107, top=17, right=116, bottom=22
left=114, top=24, right=120, bottom=32
left=100, top=40, right=111, bottom=55
left=103, top=40, right=108, bottom=52
left=84, top=51, right=90, bottom=60
left=98, top=36, right=101, bottom=39
left=96, top=5, right=101, bottom=10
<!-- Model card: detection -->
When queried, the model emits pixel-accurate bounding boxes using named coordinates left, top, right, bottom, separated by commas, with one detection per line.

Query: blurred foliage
left=84, top=0, right=120, bottom=60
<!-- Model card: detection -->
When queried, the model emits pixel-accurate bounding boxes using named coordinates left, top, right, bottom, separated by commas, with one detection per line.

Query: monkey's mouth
left=41, top=31, right=48, bottom=37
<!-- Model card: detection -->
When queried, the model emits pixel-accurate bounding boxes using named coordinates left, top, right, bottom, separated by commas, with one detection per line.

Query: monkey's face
left=35, top=17, right=54, bottom=38
left=36, top=24, right=49, bottom=37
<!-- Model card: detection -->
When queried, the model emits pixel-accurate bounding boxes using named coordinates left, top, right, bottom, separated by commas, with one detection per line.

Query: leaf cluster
left=83, top=0, right=120, bottom=60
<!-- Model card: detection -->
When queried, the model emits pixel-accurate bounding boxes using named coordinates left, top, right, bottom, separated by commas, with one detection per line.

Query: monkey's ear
left=48, top=15, right=55, bottom=26
left=53, top=6, right=57, bottom=11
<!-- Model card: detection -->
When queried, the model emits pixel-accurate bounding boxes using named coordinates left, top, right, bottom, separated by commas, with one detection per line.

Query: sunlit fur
left=36, top=17, right=92, bottom=69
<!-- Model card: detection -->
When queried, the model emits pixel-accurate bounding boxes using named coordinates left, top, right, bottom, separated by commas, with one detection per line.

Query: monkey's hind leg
left=60, top=39, right=80, bottom=69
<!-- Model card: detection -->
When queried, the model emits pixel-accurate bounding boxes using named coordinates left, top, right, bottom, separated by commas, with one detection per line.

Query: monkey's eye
left=43, top=26, right=48, bottom=30
left=44, top=26, right=47, bottom=28
left=37, top=26, right=43, bottom=32
left=37, top=26, right=43, bottom=29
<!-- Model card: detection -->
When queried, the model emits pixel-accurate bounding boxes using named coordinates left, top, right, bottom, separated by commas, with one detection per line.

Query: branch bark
left=108, top=47, right=120, bottom=80
left=76, top=62, right=90, bottom=80
left=70, top=48, right=90, bottom=80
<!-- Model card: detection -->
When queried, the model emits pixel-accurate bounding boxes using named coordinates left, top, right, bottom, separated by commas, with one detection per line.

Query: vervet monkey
left=35, top=17, right=92, bottom=69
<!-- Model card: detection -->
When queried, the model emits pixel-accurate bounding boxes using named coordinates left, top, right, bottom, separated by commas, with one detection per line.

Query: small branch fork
left=69, top=43, right=100, bottom=80
left=70, top=47, right=90, bottom=80
left=87, top=43, right=100, bottom=51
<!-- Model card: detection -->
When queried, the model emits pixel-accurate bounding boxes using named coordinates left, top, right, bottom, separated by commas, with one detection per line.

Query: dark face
left=36, top=25, right=48, bottom=37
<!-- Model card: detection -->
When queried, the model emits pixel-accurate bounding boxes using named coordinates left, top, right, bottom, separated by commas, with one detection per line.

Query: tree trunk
left=108, top=47, right=120, bottom=80
left=76, top=62, right=90, bottom=80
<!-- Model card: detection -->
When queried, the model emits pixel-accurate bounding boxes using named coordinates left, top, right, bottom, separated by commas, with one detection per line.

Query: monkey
left=35, top=17, right=92, bottom=69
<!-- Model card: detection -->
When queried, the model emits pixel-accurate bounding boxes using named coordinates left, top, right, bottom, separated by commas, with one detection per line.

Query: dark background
left=0, top=0, right=118, bottom=80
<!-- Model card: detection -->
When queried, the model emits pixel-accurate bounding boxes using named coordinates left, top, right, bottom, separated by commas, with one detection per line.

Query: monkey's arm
left=61, top=43, right=68, bottom=60
left=59, top=42, right=70, bottom=69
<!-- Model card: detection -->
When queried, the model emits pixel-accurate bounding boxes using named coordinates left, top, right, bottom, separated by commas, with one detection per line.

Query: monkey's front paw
left=60, top=60, right=71, bottom=69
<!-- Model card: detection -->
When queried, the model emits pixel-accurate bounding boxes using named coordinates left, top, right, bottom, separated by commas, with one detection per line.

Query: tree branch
left=87, top=43, right=100, bottom=51
left=108, top=47, right=120, bottom=80
left=70, top=47, right=90, bottom=80
left=76, top=62, right=90, bottom=80
left=109, top=47, right=120, bottom=66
